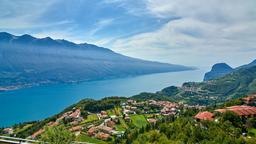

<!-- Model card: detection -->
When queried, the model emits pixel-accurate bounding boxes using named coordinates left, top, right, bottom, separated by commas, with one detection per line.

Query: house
left=215, top=105, right=256, bottom=117
left=147, top=118, right=157, bottom=124
left=69, top=126, right=83, bottom=132
left=106, top=120, right=115, bottom=128
left=127, top=99, right=136, bottom=104
left=31, top=129, right=44, bottom=139
left=3, top=128, right=13, bottom=134
left=97, top=125, right=113, bottom=134
left=87, top=127, right=97, bottom=136
left=96, top=132, right=110, bottom=140
left=48, top=121, right=59, bottom=127
left=241, top=95, right=256, bottom=105
left=101, top=111, right=107, bottom=115
left=194, top=111, right=214, bottom=121
left=69, top=109, right=81, bottom=118
left=124, top=116, right=131, bottom=122
left=100, top=111, right=108, bottom=118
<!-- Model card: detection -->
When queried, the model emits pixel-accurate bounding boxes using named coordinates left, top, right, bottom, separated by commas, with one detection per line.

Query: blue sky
left=0, top=0, right=256, bottom=68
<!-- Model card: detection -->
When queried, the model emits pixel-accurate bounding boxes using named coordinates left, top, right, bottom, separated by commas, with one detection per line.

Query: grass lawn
left=130, top=115, right=148, bottom=128
left=248, top=128, right=256, bottom=136
left=81, top=114, right=99, bottom=124
left=14, top=124, right=33, bottom=134
left=107, top=110, right=115, bottom=116
left=144, top=114, right=154, bottom=118
left=115, top=124, right=126, bottom=131
left=76, top=134, right=107, bottom=144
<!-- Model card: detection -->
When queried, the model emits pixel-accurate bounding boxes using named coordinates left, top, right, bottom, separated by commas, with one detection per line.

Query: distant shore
left=0, top=69, right=196, bottom=92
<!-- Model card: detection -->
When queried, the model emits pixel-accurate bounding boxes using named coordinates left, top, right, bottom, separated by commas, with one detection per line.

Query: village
left=194, top=94, right=256, bottom=121
left=2, top=98, right=189, bottom=142
left=2, top=94, right=256, bottom=143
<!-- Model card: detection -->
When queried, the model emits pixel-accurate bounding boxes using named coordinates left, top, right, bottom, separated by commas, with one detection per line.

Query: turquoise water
left=0, top=69, right=206, bottom=127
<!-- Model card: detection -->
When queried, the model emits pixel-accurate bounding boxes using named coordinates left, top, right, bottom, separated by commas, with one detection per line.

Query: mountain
left=204, top=60, right=256, bottom=81
left=237, top=59, right=256, bottom=69
left=0, top=32, right=193, bottom=91
left=203, top=63, right=234, bottom=81
left=133, top=65, right=256, bottom=105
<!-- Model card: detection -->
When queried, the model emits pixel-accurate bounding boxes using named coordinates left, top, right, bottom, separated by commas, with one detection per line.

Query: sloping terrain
left=0, top=32, right=192, bottom=90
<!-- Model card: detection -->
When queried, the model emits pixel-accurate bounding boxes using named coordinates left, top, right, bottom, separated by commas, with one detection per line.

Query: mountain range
left=0, top=32, right=193, bottom=91
left=203, top=60, right=256, bottom=81
left=133, top=64, right=256, bottom=105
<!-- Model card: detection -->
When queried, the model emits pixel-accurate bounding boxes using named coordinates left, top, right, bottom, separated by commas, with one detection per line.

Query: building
left=106, top=120, right=115, bottom=128
left=31, top=129, right=44, bottom=139
left=241, top=95, right=256, bottom=105
left=147, top=118, right=157, bottom=124
left=87, top=127, right=97, bottom=136
left=69, top=109, right=81, bottom=118
left=127, top=99, right=136, bottom=104
left=215, top=105, right=256, bottom=117
left=194, top=111, right=214, bottom=121
left=97, top=126, right=113, bottom=134
left=69, top=126, right=83, bottom=132
left=96, top=132, right=110, bottom=140
left=3, top=128, right=13, bottom=134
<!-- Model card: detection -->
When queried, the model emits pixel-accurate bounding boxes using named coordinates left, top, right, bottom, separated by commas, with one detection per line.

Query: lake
left=0, top=69, right=206, bottom=127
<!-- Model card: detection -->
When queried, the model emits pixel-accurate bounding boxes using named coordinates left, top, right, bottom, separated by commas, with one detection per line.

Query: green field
left=81, top=114, right=99, bottom=124
left=14, top=124, right=33, bottom=134
left=248, top=128, right=256, bottom=136
left=115, top=124, right=126, bottom=131
left=76, top=134, right=107, bottom=144
left=130, top=115, right=148, bottom=128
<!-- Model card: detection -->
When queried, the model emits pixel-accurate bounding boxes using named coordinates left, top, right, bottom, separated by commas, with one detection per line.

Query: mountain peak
left=211, top=63, right=233, bottom=70
left=19, top=34, right=36, bottom=42
left=204, top=63, right=233, bottom=81
left=0, top=32, right=15, bottom=42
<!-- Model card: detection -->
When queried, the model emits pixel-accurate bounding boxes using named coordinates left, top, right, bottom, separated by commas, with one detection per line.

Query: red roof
left=194, top=111, right=214, bottom=121
left=215, top=105, right=256, bottom=116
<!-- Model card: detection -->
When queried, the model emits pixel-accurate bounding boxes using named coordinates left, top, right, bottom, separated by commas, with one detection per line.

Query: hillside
left=1, top=66, right=256, bottom=143
left=203, top=63, right=234, bottom=81
left=1, top=95, right=256, bottom=144
left=133, top=66, right=256, bottom=105
left=204, top=60, right=256, bottom=81
left=0, top=32, right=193, bottom=91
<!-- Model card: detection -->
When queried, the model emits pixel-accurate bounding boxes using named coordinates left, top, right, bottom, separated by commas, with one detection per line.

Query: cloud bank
left=0, top=0, right=255, bottom=68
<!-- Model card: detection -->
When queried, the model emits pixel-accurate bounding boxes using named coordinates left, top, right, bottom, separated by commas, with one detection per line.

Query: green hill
left=133, top=66, right=256, bottom=105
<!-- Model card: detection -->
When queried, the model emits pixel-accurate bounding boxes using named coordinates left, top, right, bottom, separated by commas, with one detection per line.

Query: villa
left=194, top=111, right=215, bottom=121
left=215, top=105, right=256, bottom=117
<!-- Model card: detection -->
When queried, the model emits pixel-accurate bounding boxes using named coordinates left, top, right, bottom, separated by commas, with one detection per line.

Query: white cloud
left=0, top=0, right=60, bottom=29
left=88, top=18, right=115, bottom=36
left=110, top=0, right=256, bottom=68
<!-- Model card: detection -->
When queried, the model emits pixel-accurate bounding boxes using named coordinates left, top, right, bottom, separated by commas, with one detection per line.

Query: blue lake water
left=0, top=69, right=206, bottom=127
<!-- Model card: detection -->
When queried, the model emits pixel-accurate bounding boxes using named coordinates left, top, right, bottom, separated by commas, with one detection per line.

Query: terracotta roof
left=69, top=109, right=81, bottom=118
left=241, top=95, right=256, bottom=101
left=147, top=118, right=157, bottom=123
left=97, top=125, right=113, bottom=132
left=31, top=129, right=44, bottom=139
left=69, top=126, right=82, bottom=132
left=215, top=105, right=256, bottom=116
left=194, top=111, right=214, bottom=121
left=106, top=120, right=115, bottom=128
left=87, top=127, right=97, bottom=136
left=96, top=132, right=110, bottom=140
left=101, top=111, right=107, bottom=115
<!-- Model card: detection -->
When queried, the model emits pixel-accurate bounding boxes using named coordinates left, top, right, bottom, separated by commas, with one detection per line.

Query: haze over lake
left=0, top=69, right=206, bottom=127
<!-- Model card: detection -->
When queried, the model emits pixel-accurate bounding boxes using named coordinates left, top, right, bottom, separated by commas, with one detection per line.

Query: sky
left=0, top=0, right=256, bottom=69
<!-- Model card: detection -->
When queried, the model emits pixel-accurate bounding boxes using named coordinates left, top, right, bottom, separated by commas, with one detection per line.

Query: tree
left=220, top=111, right=242, bottom=128
left=40, top=125, right=75, bottom=144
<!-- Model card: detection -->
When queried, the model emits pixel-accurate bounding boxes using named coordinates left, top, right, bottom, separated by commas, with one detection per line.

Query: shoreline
left=0, top=68, right=196, bottom=93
